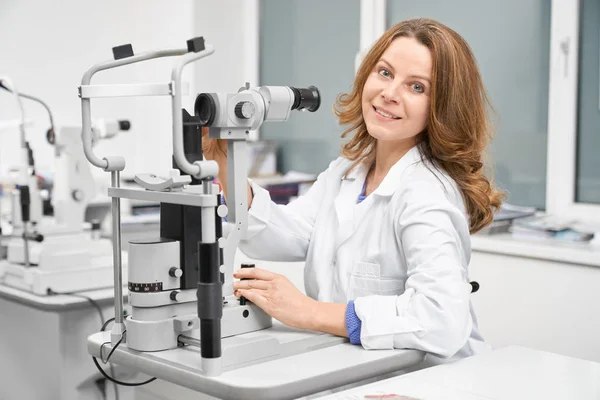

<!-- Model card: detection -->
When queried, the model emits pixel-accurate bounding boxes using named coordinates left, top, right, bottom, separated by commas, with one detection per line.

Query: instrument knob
left=169, top=267, right=183, bottom=278
left=234, top=101, right=255, bottom=119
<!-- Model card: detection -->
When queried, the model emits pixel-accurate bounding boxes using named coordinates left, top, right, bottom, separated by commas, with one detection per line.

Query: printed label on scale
left=128, top=282, right=163, bottom=292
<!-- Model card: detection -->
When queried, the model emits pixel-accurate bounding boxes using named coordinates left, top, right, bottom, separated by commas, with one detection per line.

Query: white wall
left=0, top=0, right=250, bottom=183
left=193, top=0, right=257, bottom=93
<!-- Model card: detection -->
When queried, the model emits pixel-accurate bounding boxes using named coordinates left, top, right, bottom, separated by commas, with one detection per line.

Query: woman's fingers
left=234, top=268, right=276, bottom=281
left=233, top=279, right=269, bottom=291
left=235, top=289, right=268, bottom=309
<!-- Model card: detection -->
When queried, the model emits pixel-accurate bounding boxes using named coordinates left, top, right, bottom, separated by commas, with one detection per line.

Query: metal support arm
left=80, top=48, right=188, bottom=172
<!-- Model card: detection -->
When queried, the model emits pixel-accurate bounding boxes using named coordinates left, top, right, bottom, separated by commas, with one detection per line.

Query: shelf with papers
left=471, top=233, right=600, bottom=267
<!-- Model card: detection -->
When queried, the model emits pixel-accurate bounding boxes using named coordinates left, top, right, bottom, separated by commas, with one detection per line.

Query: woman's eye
left=378, top=68, right=391, bottom=78
left=411, top=83, right=425, bottom=93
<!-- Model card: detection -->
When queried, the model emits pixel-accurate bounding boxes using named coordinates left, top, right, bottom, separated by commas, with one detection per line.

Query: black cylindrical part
left=239, top=263, right=255, bottom=306
left=198, top=242, right=220, bottom=283
left=19, top=185, right=31, bottom=222
left=197, top=241, right=222, bottom=359
left=200, top=320, right=221, bottom=358
left=290, top=86, right=321, bottom=112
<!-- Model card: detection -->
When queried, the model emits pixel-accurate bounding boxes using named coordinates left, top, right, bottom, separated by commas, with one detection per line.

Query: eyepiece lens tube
left=194, top=93, right=217, bottom=126
left=290, top=86, right=321, bottom=112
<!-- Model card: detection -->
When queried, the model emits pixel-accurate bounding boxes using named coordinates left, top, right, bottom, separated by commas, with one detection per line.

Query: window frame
left=547, top=0, right=600, bottom=225
left=357, top=0, right=387, bottom=70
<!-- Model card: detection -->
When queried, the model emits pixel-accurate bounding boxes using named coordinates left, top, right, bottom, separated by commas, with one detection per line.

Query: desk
left=320, top=346, right=600, bottom=399
left=89, top=327, right=424, bottom=400
left=0, top=284, right=134, bottom=400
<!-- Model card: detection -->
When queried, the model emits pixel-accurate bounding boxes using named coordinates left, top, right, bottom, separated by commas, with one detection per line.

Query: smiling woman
left=357, top=36, right=433, bottom=197
left=336, top=18, right=504, bottom=233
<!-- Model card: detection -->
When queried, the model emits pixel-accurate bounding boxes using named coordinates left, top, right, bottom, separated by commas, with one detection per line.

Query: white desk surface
left=88, top=328, right=424, bottom=400
left=320, top=345, right=600, bottom=400
left=0, top=284, right=124, bottom=311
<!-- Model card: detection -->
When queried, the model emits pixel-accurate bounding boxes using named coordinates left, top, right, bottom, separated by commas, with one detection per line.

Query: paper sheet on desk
left=325, top=377, right=491, bottom=400
left=331, top=395, right=422, bottom=400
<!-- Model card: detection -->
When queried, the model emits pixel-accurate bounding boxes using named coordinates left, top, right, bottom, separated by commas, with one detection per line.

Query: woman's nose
left=381, top=84, right=401, bottom=104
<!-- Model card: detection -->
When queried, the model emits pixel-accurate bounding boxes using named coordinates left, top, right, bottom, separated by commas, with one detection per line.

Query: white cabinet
left=469, top=234, right=600, bottom=362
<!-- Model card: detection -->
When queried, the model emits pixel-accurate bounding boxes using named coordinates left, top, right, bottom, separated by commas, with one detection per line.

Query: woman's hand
left=233, top=268, right=317, bottom=330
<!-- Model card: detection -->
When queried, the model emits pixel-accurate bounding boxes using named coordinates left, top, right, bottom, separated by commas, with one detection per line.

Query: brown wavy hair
left=334, top=18, right=504, bottom=233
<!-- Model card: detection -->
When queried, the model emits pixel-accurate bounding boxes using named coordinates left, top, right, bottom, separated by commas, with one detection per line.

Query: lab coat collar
left=344, top=159, right=369, bottom=183
left=373, top=145, right=422, bottom=196
left=346, top=145, right=423, bottom=197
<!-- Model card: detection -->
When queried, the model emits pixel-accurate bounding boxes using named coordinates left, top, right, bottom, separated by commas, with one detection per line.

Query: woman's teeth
left=374, top=107, right=399, bottom=119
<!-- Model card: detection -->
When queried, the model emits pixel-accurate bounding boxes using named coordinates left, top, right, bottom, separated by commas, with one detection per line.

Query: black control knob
left=170, top=290, right=181, bottom=301
left=23, top=232, right=44, bottom=242
left=234, top=101, right=255, bottom=119
left=169, top=267, right=183, bottom=278
left=46, top=128, right=56, bottom=145
left=239, top=263, right=255, bottom=306
left=91, top=219, right=101, bottom=240
left=91, top=220, right=101, bottom=231
left=118, top=120, right=131, bottom=131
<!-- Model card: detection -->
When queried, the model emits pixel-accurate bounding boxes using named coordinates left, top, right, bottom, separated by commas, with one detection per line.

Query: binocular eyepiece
left=289, top=86, right=321, bottom=112
left=193, top=85, right=321, bottom=127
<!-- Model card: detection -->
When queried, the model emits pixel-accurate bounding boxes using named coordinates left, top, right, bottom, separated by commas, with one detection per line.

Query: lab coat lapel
left=334, top=163, right=368, bottom=250
left=333, top=146, right=422, bottom=250
left=353, top=192, right=373, bottom=231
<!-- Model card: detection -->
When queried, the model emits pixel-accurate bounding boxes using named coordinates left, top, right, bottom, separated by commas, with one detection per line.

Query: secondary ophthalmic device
left=0, top=77, right=128, bottom=295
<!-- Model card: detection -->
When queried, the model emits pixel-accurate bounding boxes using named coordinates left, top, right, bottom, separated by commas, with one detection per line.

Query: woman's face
left=361, top=37, right=432, bottom=145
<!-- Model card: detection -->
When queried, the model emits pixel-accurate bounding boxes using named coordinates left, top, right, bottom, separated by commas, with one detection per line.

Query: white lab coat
left=239, top=145, right=491, bottom=364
